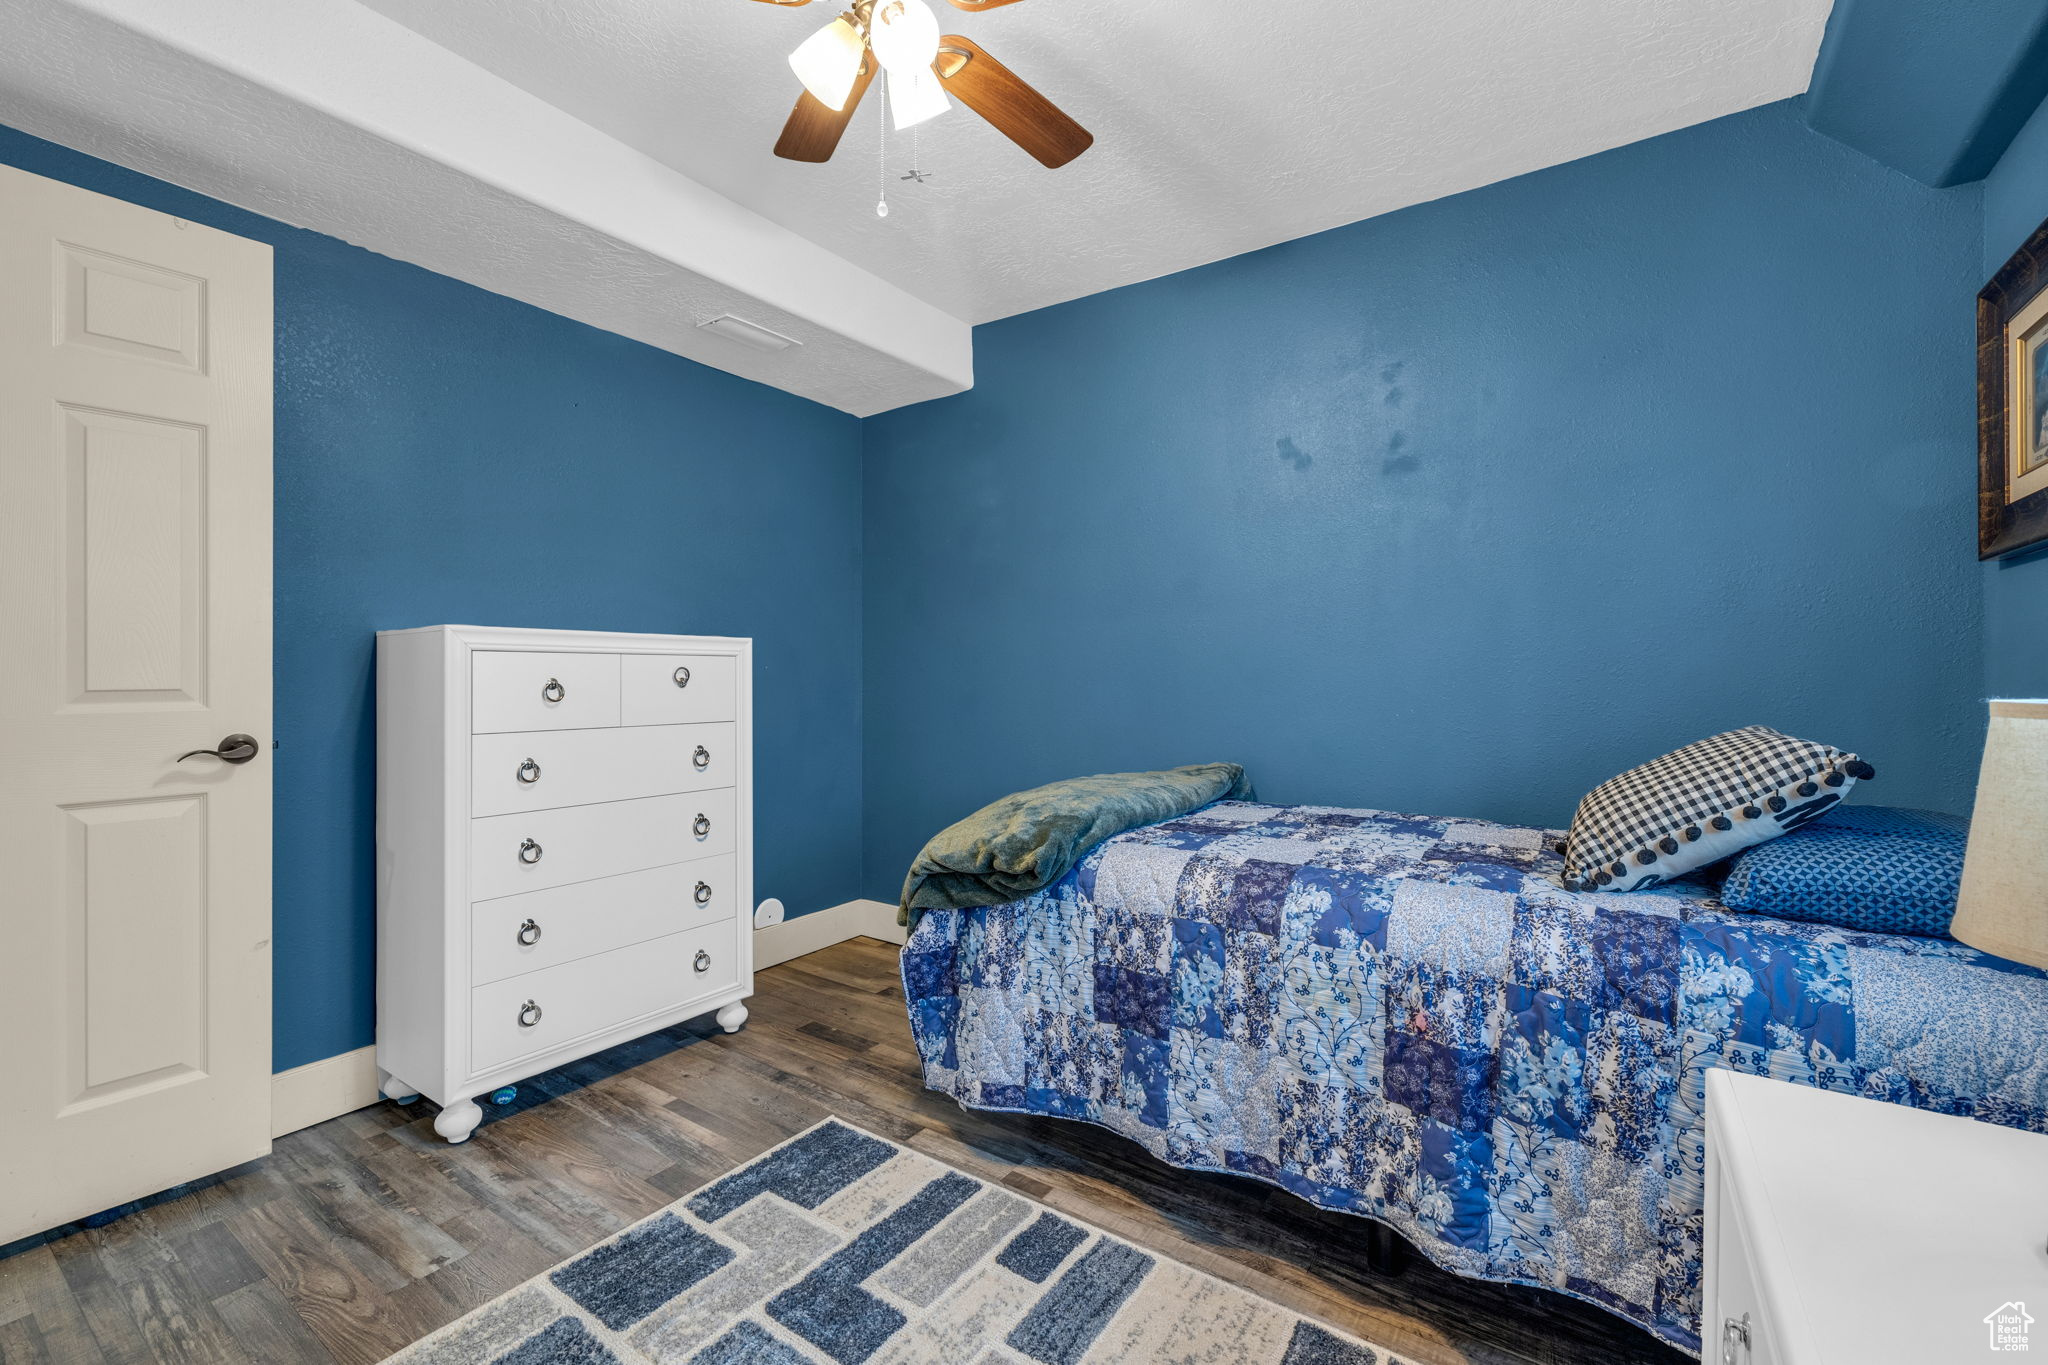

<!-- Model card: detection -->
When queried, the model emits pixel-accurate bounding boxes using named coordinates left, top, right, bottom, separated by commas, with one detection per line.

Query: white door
left=0, top=163, right=273, bottom=1242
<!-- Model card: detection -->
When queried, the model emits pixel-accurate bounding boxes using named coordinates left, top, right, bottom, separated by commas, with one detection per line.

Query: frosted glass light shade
left=1952, top=698, right=2048, bottom=968
left=889, top=69, right=950, bottom=130
left=869, top=0, right=941, bottom=74
left=789, top=17, right=866, bottom=111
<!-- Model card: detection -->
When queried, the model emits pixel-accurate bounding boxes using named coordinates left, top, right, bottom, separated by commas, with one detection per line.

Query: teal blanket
left=897, top=763, right=1255, bottom=932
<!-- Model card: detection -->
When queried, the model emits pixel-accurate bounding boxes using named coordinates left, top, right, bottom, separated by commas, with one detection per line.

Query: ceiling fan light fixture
left=869, top=0, right=941, bottom=75
left=888, top=69, right=950, bottom=129
left=788, top=15, right=866, bottom=111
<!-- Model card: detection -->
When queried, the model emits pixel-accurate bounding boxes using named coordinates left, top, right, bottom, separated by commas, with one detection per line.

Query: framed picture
left=1978, top=214, right=2048, bottom=558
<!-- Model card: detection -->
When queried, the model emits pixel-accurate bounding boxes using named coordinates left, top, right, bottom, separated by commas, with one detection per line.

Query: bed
left=898, top=800, right=2048, bottom=1353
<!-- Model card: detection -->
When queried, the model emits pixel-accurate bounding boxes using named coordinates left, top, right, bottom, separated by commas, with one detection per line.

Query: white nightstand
left=1705, top=1069, right=2048, bottom=1363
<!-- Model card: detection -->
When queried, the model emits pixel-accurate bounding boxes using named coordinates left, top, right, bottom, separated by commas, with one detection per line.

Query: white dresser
left=1705, top=1068, right=2048, bottom=1364
left=375, top=626, right=753, bottom=1143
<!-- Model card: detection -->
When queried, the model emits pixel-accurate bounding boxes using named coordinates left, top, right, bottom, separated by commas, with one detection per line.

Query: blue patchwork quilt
left=898, top=801, right=2048, bottom=1352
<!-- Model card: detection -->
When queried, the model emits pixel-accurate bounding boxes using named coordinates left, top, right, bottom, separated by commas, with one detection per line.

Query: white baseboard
left=268, top=899, right=904, bottom=1138
left=272, top=1044, right=381, bottom=1138
left=754, top=898, right=904, bottom=968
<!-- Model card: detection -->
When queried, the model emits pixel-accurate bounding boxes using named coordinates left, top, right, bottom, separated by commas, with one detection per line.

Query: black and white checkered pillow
left=1560, top=726, right=1875, bottom=892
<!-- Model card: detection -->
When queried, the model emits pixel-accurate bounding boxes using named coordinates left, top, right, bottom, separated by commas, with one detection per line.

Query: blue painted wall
left=860, top=99, right=1987, bottom=901
left=1805, top=0, right=2048, bottom=187
left=0, top=124, right=866, bottom=1072
left=1982, top=93, right=2048, bottom=698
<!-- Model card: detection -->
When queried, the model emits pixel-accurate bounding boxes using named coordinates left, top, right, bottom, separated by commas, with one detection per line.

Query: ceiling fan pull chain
left=898, top=122, right=933, bottom=185
left=876, top=68, right=890, bottom=219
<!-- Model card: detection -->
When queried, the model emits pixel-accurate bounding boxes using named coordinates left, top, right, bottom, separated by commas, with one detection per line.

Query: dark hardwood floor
left=0, top=938, right=1687, bottom=1365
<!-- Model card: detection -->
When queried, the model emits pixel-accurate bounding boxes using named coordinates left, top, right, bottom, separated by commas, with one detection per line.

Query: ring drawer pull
left=694, top=950, right=712, bottom=974
left=1720, top=1313, right=1751, bottom=1365
left=694, top=880, right=713, bottom=905
left=692, top=813, right=711, bottom=838
left=519, top=838, right=543, bottom=864
left=541, top=678, right=565, bottom=704
left=673, top=666, right=691, bottom=688
left=517, top=918, right=542, bottom=946
left=517, top=758, right=541, bottom=784
left=518, top=1000, right=543, bottom=1028
left=692, top=745, right=711, bottom=771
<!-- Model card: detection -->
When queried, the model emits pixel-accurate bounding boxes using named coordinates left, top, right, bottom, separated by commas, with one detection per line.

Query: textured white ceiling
left=359, top=0, right=1836, bottom=325
left=0, top=0, right=970, bottom=415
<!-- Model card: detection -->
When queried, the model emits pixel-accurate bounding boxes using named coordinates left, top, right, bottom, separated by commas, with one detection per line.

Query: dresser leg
left=377, top=1068, right=420, bottom=1106
left=433, top=1097, right=483, bottom=1144
left=716, top=1001, right=749, bottom=1034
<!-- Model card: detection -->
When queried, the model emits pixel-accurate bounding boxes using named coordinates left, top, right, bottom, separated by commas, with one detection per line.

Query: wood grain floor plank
left=206, top=1283, right=333, bottom=1365
left=581, top=1079, right=741, bottom=1185
left=73, top=1208, right=181, bottom=1292
left=268, top=1133, right=467, bottom=1284
left=767, top=947, right=902, bottom=996
left=117, top=1265, right=251, bottom=1365
left=221, top=1197, right=415, bottom=1365
left=699, top=1024, right=933, bottom=1144
left=522, top=1087, right=677, bottom=1182
left=794, top=1019, right=876, bottom=1054
left=0, top=1313, right=51, bottom=1365
left=364, top=1274, right=462, bottom=1357
left=405, top=1208, right=555, bottom=1319
left=0, top=1248, right=98, bottom=1365
left=384, top=1126, right=616, bottom=1262
left=459, top=1109, right=670, bottom=1228
left=47, top=1235, right=154, bottom=1363
left=663, top=1060, right=833, bottom=1163
left=159, top=1225, right=262, bottom=1306
left=166, top=1162, right=291, bottom=1237
left=346, top=1147, right=476, bottom=1233
left=329, top=1104, right=414, bottom=1148
left=564, top=1075, right=729, bottom=1173
left=0, top=1241, right=37, bottom=1328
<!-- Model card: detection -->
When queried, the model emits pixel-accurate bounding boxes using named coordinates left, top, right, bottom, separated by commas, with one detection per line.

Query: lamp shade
left=1952, top=698, right=2048, bottom=968
left=869, top=0, right=940, bottom=75
left=888, top=69, right=949, bottom=130
left=789, top=17, right=867, bottom=112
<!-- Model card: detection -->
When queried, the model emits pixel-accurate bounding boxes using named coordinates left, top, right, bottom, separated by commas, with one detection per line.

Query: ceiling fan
left=753, top=0, right=1093, bottom=169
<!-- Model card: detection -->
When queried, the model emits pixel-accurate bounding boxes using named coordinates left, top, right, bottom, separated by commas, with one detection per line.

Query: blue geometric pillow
left=1718, top=805, right=1968, bottom=938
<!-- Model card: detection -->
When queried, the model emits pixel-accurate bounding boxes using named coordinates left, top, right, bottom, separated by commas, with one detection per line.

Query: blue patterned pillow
left=1718, top=805, right=1967, bottom=937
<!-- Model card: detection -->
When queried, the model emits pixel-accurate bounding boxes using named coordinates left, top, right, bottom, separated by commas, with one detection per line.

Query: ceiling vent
left=697, top=314, right=801, bottom=353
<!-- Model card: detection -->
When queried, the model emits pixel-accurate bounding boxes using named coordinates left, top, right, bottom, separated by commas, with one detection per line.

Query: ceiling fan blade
left=750, top=0, right=814, bottom=6
left=940, top=0, right=1030, bottom=9
left=774, top=54, right=877, bottom=162
left=932, top=36, right=1092, bottom=168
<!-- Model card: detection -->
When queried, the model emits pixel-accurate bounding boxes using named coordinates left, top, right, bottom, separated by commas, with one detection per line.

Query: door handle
left=177, top=733, right=260, bottom=764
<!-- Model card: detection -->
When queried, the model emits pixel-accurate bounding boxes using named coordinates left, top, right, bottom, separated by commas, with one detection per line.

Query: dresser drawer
left=473, top=651, right=620, bottom=733
left=471, top=723, right=737, bottom=817
left=470, top=856, right=737, bottom=986
left=469, top=918, right=742, bottom=1075
left=621, top=652, right=737, bottom=727
left=469, top=788, right=738, bottom=900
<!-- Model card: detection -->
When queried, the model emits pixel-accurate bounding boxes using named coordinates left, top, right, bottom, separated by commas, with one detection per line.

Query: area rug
left=385, top=1118, right=1409, bottom=1365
